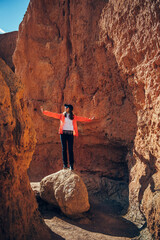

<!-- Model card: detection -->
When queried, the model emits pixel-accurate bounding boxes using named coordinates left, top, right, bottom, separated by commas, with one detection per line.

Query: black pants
left=60, top=133, right=74, bottom=168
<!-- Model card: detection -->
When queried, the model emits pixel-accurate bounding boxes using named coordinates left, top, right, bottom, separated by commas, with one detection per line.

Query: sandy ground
left=39, top=200, right=140, bottom=240
left=31, top=182, right=152, bottom=240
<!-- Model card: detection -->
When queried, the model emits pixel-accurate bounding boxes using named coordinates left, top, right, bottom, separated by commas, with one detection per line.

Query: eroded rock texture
left=0, top=31, right=18, bottom=71
left=99, top=0, right=160, bottom=238
left=0, top=58, right=53, bottom=240
left=13, top=0, right=160, bottom=238
left=13, top=0, right=134, bottom=211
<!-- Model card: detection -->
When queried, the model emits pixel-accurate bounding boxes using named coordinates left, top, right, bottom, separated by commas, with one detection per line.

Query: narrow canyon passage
left=14, top=0, right=159, bottom=238
left=0, top=0, right=159, bottom=239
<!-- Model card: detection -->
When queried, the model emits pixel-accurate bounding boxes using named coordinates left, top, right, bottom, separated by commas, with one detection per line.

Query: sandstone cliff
left=13, top=0, right=134, bottom=211
left=0, top=31, right=18, bottom=71
left=98, top=1, right=160, bottom=238
left=13, top=0, right=160, bottom=238
left=0, top=58, right=54, bottom=240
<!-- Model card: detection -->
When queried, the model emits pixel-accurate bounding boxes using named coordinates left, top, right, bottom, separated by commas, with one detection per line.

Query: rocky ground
left=38, top=198, right=147, bottom=240
left=32, top=180, right=152, bottom=240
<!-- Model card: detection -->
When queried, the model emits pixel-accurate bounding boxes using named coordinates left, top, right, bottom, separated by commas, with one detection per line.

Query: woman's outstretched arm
left=75, top=115, right=95, bottom=122
left=40, top=106, right=61, bottom=119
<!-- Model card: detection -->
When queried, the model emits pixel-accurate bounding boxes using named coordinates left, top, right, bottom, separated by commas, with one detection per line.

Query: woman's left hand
left=40, top=106, right=44, bottom=112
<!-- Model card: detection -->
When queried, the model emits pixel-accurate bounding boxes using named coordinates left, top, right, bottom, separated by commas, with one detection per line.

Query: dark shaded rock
left=0, top=31, right=18, bottom=71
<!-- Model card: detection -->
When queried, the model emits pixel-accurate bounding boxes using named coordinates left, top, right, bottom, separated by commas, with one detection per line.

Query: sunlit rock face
left=13, top=0, right=160, bottom=238
left=0, top=31, right=18, bottom=71
left=0, top=58, right=52, bottom=240
left=13, top=0, right=135, bottom=211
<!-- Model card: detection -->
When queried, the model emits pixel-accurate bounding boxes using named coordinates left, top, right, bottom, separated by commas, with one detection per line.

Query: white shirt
left=63, top=114, right=74, bottom=131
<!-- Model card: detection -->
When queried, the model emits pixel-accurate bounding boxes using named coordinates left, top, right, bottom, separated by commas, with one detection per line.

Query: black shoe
left=63, top=165, right=68, bottom=169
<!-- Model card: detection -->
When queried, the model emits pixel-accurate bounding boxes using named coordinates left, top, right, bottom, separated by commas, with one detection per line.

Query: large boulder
left=40, top=169, right=90, bottom=217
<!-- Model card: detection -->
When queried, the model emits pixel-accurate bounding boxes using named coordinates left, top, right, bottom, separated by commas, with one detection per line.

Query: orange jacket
left=42, top=110, right=92, bottom=136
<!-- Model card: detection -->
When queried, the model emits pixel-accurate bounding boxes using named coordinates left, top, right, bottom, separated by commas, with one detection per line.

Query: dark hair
left=64, top=109, right=74, bottom=120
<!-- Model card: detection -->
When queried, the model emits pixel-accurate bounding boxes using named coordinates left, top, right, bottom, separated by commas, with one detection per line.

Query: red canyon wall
left=0, top=31, right=18, bottom=71
left=0, top=58, right=53, bottom=240
left=99, top=0, right=160, bottom=238
left=13, top=0, right=136, bottom=210
left=13, top=0, right=160, bottom=238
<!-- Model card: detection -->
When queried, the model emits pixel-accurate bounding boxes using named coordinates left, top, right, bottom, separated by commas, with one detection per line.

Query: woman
left=41, top=104, right=94, bottom=170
